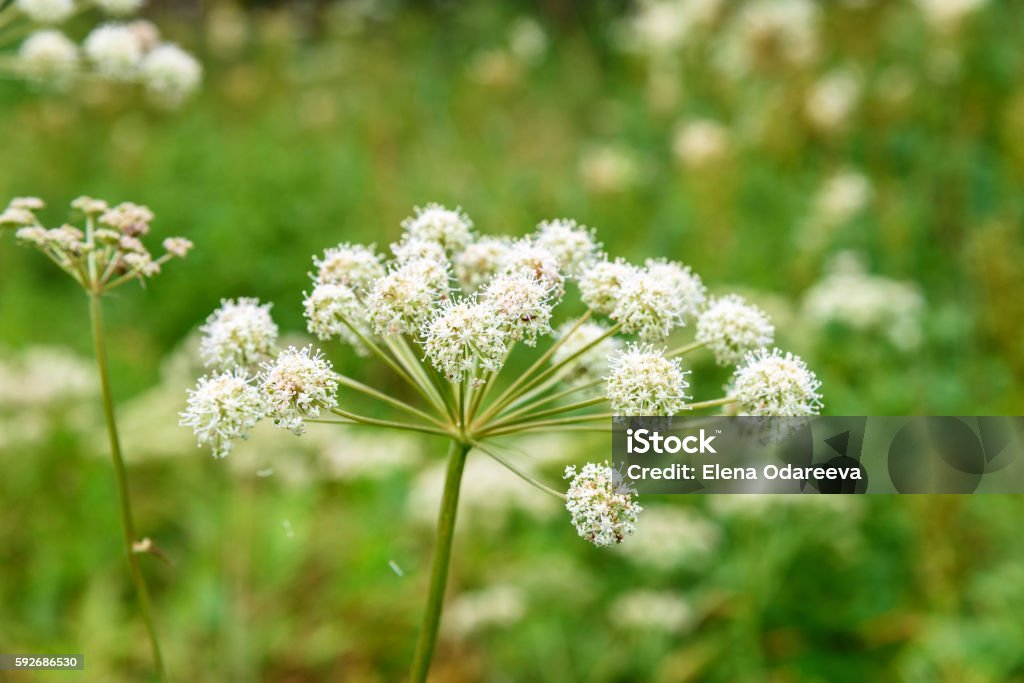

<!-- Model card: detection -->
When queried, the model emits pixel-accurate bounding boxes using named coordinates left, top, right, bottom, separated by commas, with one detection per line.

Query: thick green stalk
left=88, top=293, right=166, bottom=681
left=409, top=441, right=470, bottom=683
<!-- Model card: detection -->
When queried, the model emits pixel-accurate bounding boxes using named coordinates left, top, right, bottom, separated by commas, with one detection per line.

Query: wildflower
left=805, top=70, right=860, bottom=133
left=696, top=294, right=774, bottom=365
left=15, top=0, right=73, bottom=24
left=259, top=345, right=339, bottom=434
left=400, top=203, right=474, bottom=252
left=180, top=369, right=265, bottom=458
left=162, top=237, right=193, bottom=258
left=83, top=23, right=142, bottom=81
left=619, top=506, right=719, bottom=571
left=606, top=343, right=689, bottom=415
left=421, top=299, right=506, bottom=383
left=578, top=146, right=641, bottom=195
left=501, top=237, right=564, bottom=295
left=645, top=259, right=706, bottom=319
left=303, top=282, right=371, bottom=353
left=672, top=119, right=730, bottom=168
left=812, top=171, right=872, bottom=226
left=578, top=257, right=636, bottom=315
left=454, top=236, right=512, bottom=291
left=534, top=218, right=601, bottom=276
left=391, top=237, right=448, bottom=266
left=199, top=298, right=279, bottom=371
left=564, top=461, right=642, bottom=547
left=610, top=590, right=694, bottom=633
left=71, top=196, right=109, bottom=216
left=551, top=320, right=622, bottom=384
left=611, top=266, right=693, bottom=342
left=366, top=257, right=450, bottom=335
left=1, top=203, right=41, bottom=228
left=312, top=242, right=384, bottom=289
left=140, top=44, right=202, bottom=106
left=18, top=30, right=78, bottom=84
left=446, top=585, right=526, bottom=638
left=730, top=348, right=823, bottom=416
left=480, top=271, right=553, bottom=345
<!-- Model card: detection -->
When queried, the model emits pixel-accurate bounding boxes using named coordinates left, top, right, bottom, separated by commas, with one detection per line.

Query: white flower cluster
left=182, top=341, right=340, bottom=453
left=564, top=461, right=643, bottom=547
left=729, top=348, right=823, bottom=416
left=696, top=294, right=775, bottom=365
left=605, top=343, right=690, bottom=415
left=801, top=252, right=925, bottom=351
left=12, top=2, right=201, bottom=106
left=199, top=298, right=279, bottom=371
left=421, top=299, right=506, bottom=383
left=2, top=195, right=191, bottom=289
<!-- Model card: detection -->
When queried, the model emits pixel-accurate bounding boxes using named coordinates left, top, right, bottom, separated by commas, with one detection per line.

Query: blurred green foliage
left=2, top=1, right=1024, bottom=681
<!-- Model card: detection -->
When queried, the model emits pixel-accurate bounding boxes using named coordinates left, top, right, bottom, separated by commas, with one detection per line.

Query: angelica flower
left=422, top=299, right=506, bottom=383
left=84, top=23, right=142, bottom=81
left=534, top=218, right=601, bottom=277
left=180, top=369, right=265, bottom=458
left=391, top=237, right=449, bottom=266
left=1, top=203, right=42, bottom=228
left=400, top=203, right=474, bottom=252
left=564, top=462, right=642, bottom=547
left=480, top=271, right=553, bottom=345
left=199, top=298, right=279, bottom=371
left=606, top=344, right=690, bottom=415
left=18, top=30, right=79, bottom=84
left=454, top=236, right=512, bottom=291
left=312, top=242, right=384, bottom=289
left=15, top=0, right=73, bottom=24
left=611, top=267, right=690, bottom=342
left=366, top=257, right=449, bottom=335
left=551, top=320, right=622, bottom=385
left=303, top=282, right=370, bottom=354
left=644, top=259, right=706, bottom=320
left=696, top=294, right=774, bottom=365
left=259, top=345, right=339, bottom=434
left=162, top=237, right=193, bottom=258
left=502, top=237, right=564, bottom=296
left=578, top=257, right=635, bottom=315
left=730, top=348, right=823, bottom=416
left=672, top=119, right=730, bottom=168
left=140, top=44, right=202, bottom=106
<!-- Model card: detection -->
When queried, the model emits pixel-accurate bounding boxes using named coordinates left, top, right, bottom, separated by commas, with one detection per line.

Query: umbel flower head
left=259, top=345, right=339, bottom=434
left=199, top=298, right=279, bottom=371
left=2, top=195, right=190, bottom=293
left=180, top=369, right=265, bottom=458
left=564, top=462, right=643, bottom=547
left=730, top=348, right=823, bottom=416
left=696, top=294, right=775, bottom=366
left=179, top=202, right=825, bottom=554
left=606, top=343, right=690, bottom=415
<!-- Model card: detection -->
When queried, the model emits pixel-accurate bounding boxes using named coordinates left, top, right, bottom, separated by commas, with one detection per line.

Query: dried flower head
left=199, top=298, right=279, bottom=371
left=564, top=462, right=643, bottom=547
left=259, top=345, right=339, bottom=434
left=312, top=242, right=385, bottom=289
left=422, top=299, right=507, bottom=383
left=180, top=369, right=265, bottom=458
left=730, top=348, right=823, bottom=416
left=696, top=294, right=774, bottom=365
left=606, top=343, right=690, bottom=415
left=480, top=271, right=553, bottom=345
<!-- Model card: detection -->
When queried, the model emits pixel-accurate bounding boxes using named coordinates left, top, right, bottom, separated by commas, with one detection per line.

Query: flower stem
left=88, top=292, right=166, bottom=681
left=688, top=396, right=737, bottom=410
left=667, top=339, right=705, bottom=357
left=409, top=441, right=470, bottom=683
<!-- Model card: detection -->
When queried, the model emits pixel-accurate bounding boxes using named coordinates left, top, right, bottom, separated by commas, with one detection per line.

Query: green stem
left=479, top=412, right=616, bottom=438
left=329, top=407, right=453, bottom=438
left=667, top=340, right=705, bottom=358
left=485, top=395, right=608, bottom=431
left=409, top=441, right=470, bottom=683
left=334, top=374, right=446, bottom=428
left=688, top=397, right=737, bottom=411
left=495, top=379, right=603, bottom=424
left=88, top=293, right=166, bottom=681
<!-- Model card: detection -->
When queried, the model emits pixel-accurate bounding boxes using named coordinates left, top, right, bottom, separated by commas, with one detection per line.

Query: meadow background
left=2, top=0, right=1024, bottom=680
